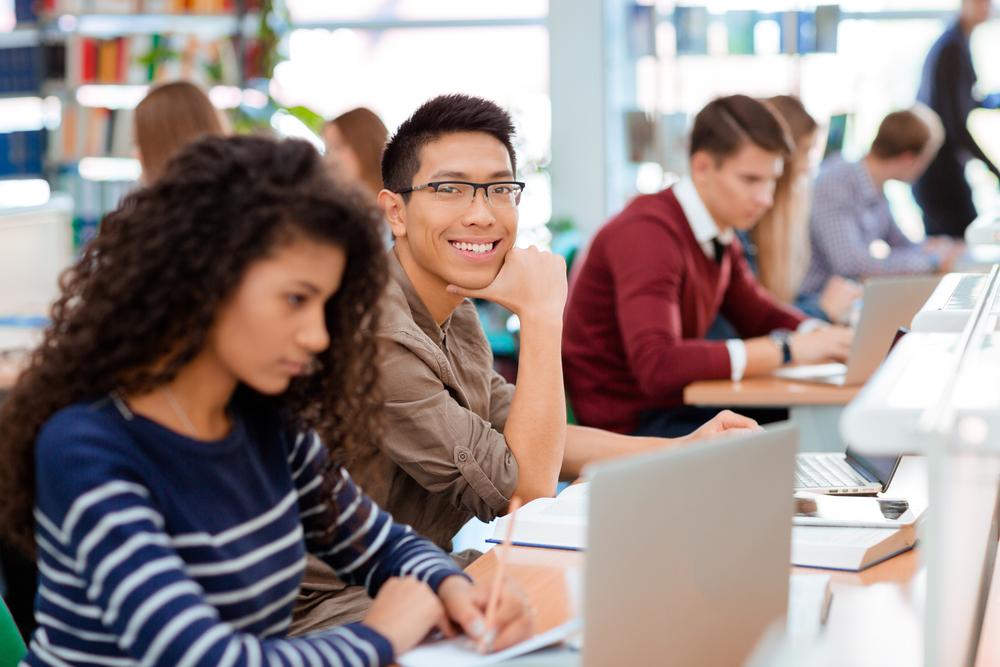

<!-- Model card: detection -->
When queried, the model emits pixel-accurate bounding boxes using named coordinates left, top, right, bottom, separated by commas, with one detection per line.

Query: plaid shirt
left=801, top=157, right=936, bottom=296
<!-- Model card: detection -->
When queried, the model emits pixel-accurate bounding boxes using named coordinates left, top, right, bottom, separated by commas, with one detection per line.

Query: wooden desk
left=685, top=377, right=860, bottom=452
left=466, top=543, right=1000, bottom=666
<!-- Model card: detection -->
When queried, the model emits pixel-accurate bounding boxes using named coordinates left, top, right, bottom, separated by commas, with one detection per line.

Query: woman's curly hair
left=0, top=135, right=387, bottom=555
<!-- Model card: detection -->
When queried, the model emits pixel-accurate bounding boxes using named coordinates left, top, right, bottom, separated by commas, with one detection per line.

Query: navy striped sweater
left=23, top=394, right=465, bottom=666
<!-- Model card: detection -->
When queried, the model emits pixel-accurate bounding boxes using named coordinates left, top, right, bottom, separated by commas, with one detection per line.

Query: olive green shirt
left=291, top=251, right=519, bottom=636
left=355, top=250, right=519, bottom=551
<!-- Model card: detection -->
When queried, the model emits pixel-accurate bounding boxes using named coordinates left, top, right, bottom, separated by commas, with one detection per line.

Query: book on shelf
left=14, top=0, right=38, bottom=22
left=815, top=5, right=840, bottom=53
left=488, top=483, right=588, bottom=551
left=0, top=46, right=43, bottom=94
left=791, top=523, right=917, bottom=571
left=48, top=104, right=135, bottom=162
left=726, top=10, right=756, bottom=55
left=674, top=5, right=709, bottom=56
left=781, top=10, right=824, bottom=55
left=39, top=0, right=260, bottom=14
left=64, top=34, right=244, bottom=86
left=0, top=130, right=46, bottom=177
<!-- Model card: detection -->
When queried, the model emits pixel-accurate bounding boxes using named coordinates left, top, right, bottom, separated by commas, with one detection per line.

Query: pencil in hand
left=479, top=495, right=522, bottom=653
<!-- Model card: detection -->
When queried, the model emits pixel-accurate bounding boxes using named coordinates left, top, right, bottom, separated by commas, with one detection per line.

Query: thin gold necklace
left=163, top=385, right=199, bottom=439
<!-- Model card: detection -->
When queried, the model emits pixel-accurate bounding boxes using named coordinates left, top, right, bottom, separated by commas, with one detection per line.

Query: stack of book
left=39, top=0, right=260, bottom=14
left=63, top=34, right=243, bottom=86
left=50, top=107, right=133, bottom=163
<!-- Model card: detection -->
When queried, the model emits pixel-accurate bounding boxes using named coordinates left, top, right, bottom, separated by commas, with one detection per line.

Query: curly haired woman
left=0, top=135, right=531, bottom=666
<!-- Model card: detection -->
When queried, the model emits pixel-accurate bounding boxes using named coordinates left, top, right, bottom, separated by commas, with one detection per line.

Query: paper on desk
left=787, top=573, right=833, bottom=639
left=397, top=618, right=582, bottom=667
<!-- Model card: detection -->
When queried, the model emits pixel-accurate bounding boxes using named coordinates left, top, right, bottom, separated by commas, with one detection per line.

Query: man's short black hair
left=381, top=94, right=517, bottom=198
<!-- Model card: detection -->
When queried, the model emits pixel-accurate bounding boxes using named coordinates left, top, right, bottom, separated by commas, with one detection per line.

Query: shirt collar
left=387, top=248, right=452, bottom=343
left=672, top=176, right=734, bottom=246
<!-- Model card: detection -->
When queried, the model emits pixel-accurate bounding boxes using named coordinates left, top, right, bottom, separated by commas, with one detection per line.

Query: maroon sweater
left=563, top=187, right=805, bottom=434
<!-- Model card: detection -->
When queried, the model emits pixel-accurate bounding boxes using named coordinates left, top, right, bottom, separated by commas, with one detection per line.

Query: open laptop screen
left=844, top=448, right=900, bottom=488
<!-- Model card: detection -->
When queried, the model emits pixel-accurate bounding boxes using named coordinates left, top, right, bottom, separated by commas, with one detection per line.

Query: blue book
left=674, top=5, right=709, bottom=55
left=815, top=5, right=840, bottom=53
left=726, top=10, right=757, bottom=55
left=780, top=11, right=817, bottom=54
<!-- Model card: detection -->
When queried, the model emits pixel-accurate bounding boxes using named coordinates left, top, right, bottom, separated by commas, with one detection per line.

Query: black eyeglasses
left=396, top=180, right=525, bottom=209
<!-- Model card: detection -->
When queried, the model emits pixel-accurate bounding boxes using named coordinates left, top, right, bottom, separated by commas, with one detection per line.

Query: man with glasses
left=290, top=94, right=757, bottom=634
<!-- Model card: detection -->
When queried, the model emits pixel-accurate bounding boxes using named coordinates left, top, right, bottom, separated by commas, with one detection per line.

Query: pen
left=480, top=495, right=522, bottom=653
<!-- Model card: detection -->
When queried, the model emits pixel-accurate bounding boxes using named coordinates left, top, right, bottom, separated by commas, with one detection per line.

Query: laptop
left=773, top=276, right=939, bottom=386
left=911, top=271, right=1000, bottom=332
left=583, top=423, right=797, bottom=666
left=795, top=446, right=900, bottom=495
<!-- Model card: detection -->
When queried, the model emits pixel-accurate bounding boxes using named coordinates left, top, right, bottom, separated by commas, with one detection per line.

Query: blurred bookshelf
left=0, top=0, right=263, bottom=247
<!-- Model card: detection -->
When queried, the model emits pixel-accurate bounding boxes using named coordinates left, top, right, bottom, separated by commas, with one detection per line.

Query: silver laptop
left=910, top=272, right=1000, bottom=332
left=583, top=423, right=797, bottom=666
left=795, top=446, right=900, bottom=495
left=773, top=276, right=940, bottom=386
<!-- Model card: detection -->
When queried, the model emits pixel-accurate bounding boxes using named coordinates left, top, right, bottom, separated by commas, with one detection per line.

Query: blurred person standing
left=914, top=0, right=1000, bottom=237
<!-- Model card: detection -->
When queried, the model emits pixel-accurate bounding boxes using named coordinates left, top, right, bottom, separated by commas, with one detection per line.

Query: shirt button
left=457, top=451, right=468, bottom=462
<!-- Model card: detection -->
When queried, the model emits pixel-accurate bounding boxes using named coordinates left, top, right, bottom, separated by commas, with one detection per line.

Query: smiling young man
left=290, top=94, right=758, bottom=635
left=562, top=95, right=853, bottom=439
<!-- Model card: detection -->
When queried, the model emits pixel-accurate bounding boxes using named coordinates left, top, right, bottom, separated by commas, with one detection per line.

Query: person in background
left=322, top=107, right=389, bottom=197
left=0, top=135, right=531, bottom=666
left=914, top=0, right=1000, bottom=238
left=563, top=95, right=852, bottom=439
left=754, top=95, right=862, bottom=324
left=800, top=107, right=964, bottom=302
left=133, top=80, right=227, bottom=183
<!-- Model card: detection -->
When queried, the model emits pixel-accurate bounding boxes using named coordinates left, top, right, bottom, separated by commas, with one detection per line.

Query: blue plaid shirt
left=801, top=157, right=936, bottom=296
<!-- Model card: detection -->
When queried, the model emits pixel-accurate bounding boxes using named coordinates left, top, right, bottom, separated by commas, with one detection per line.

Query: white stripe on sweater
left=104, top=555, right=187, bottom=625
left=205, top=558, right=305, bottom=607
left=141, top=605, right=218, bottom=667
left=171, top=490, right=298, bottom=549
left=185, top=524, right=302, bottom=577
left=120, top=580, right=203, bottom=648
left=77, top=506, right=166, bottom=571
left=88, top=531, right=171, bottom=600
left=61, top=481, right=150, bottom=543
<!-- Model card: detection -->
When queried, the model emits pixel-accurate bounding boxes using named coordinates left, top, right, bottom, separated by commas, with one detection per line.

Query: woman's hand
left=437, top=575, right=536, bottom=652
left=363, top=577, right=453, bottom=656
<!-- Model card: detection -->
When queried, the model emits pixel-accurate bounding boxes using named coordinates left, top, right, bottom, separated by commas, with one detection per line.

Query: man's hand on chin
left=446, top=246, right=567, bottom=321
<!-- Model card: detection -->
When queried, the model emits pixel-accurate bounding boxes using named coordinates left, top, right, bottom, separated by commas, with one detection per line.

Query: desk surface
left=684, top=376, right=860, bottom=407
left=465, top=543, right=1000, bottom=666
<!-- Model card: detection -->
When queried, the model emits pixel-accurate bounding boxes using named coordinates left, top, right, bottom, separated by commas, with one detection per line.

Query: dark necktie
left=711, top=238, right=726, bottom=264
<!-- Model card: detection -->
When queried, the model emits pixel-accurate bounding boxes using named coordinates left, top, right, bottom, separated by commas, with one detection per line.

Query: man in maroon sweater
left=563, top=95, right=853, bottom=437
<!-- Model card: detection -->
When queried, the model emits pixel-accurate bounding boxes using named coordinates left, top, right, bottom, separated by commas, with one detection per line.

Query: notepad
left=487, top=484, right=588, bottom=551
left=397, top=618, right=582, bottom=667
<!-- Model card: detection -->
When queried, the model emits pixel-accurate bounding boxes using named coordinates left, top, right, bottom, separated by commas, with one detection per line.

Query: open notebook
left=486, top=483, right=588, bottom=551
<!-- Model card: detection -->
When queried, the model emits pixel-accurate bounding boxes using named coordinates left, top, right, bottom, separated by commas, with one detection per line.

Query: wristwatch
left=769, top=329, right=793, bottom=365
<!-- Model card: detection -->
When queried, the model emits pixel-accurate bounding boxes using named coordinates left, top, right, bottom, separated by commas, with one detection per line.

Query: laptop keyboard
left=943, top=274, right=987, bottom=310
left=795, top=454, right=871, bottom=490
